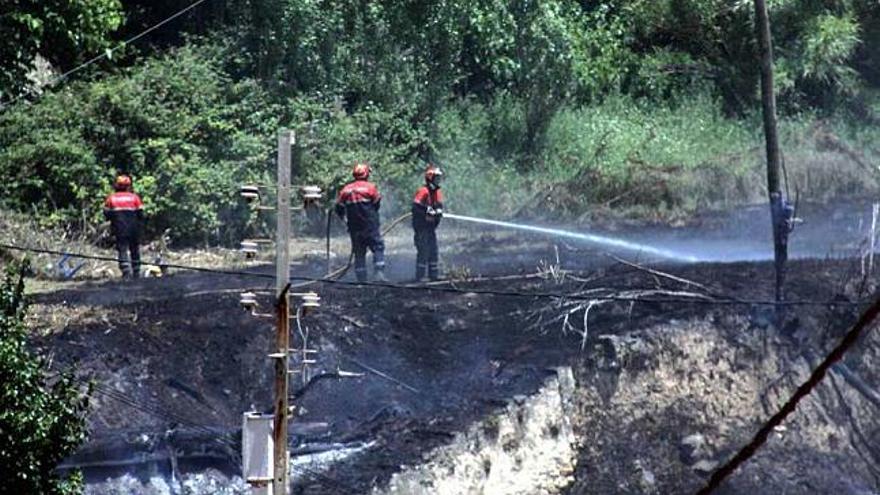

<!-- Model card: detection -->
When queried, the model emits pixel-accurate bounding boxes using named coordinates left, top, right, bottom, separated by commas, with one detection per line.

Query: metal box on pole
left=242, top=412, right=274, bottom=495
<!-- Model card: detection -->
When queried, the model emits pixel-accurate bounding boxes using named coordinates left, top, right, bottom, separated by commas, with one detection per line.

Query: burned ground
left=24, top=204, right=880, bottom=494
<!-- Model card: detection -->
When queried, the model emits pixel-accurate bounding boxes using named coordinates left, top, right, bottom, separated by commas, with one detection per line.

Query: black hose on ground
left=293, top=210, right=412, bottom=289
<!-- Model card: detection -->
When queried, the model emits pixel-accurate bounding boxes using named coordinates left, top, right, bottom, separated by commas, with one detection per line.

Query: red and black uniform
left=104, top=191, right=144, bottom=278
left=335, top=180, right=385, bottom=282
left=412, top=186, right=443, bottom=280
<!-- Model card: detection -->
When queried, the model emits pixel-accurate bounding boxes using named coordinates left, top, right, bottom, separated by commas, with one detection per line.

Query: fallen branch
left=339, top=314, right=366, bottom=328
left=290, top=369, right=365, bottom=400
left=526, top=288, right=716, bottom=333
left=346, top=357, right=421, bottom=394
left=415, top=272, right=545, bottom=287
left=609, top=255, right=715, bottom=295
left=529, top=287, right=716, bottom=338
left=832, top=363, right=880, bottom=410
left=565, top=299, right=599, bottom=350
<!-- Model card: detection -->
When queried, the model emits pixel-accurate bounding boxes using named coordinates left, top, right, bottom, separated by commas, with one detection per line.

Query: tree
left=0, top=43, right=280, bottom=245
left=0, top=261, right=90, bottom=495
left=0, top=0, right=124, bottom=101
left=606, top=0, right=866, bottom=111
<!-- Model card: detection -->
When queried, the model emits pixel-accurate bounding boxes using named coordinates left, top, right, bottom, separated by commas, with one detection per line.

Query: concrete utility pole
left=754, top=0, right=791, bottom=302
left=272, top=129, right=293, bottom=495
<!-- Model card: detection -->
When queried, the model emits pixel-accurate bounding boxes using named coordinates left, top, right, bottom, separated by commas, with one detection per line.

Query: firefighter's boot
left=428, top=262, right=441, bottom=281
left=415, top=262, right=428, bottom=282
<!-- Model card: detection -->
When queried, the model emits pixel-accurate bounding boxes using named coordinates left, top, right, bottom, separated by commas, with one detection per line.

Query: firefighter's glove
left=424, top=207, right=438, bottom=222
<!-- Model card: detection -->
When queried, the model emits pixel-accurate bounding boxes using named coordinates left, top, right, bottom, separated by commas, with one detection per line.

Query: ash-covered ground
left=27, top=200, right=880, bottom=494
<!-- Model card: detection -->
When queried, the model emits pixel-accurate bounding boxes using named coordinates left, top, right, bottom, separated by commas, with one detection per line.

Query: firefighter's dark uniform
left=335, top=179, right=386, bottom=282
left=412, top=186, right=443, bottom=280
left=104, top=191, right=144, bottom=278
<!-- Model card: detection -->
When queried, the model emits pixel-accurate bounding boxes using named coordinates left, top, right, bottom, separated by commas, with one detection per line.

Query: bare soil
left=23, top=201, right=880, bottom=494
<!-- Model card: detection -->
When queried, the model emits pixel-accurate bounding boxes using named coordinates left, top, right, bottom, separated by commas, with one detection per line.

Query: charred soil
left=25, top=220, right=880, bottom=494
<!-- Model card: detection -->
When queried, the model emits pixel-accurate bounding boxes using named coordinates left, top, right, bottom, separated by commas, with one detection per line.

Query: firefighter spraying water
left=326, top=162, right=700, bottom=285
left=442, top=213, right=700, bottom=263
left=412, top=164, right=445, bottom=281
left=409, top=164, right=697, bottom=265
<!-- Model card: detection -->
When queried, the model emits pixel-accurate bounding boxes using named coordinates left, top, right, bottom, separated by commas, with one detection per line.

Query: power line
left=295, top=460, right=362, bottom=494
left=83, top=380, right=232, bottom=443
left=2, top=242, right=271, bottom=278
left=83, top=383, right=239, bottom=457
left=0, top=0, right=211, bottom=111
left=695, top=294, right=880, bottom=494
left=79, top=381, right=357, bottom=493
left=34, top=245, right=879, bottom=493
left=0, top=242, right=867, bottom=308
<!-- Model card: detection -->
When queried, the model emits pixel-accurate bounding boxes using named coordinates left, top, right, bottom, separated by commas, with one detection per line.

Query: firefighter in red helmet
left=335, top=162, right=387, bottom=282
left=412, top=164, right=444, bottom=281
left=104, top=174, right=144, bottom=278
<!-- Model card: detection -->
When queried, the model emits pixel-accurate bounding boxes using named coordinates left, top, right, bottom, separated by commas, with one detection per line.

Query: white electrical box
left=242, top=412, right=274, bottom=495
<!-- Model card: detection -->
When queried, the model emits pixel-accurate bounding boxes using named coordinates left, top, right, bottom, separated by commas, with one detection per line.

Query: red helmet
left=425, top=164, right=443, bottom=188
left=352, top=162, right=371, bottom=180
left=114, top=174, right=132, bottom=191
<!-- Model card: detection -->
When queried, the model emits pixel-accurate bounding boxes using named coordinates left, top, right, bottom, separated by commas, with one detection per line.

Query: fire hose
left=289, top=211, right=412, bottom=289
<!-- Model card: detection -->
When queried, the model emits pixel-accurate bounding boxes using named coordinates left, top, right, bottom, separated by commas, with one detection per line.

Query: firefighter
left=412, top=164, right=444, bottom=281
left=103, top=174, right=144, bottom=278
left=335, top=162, right=387, bottom=282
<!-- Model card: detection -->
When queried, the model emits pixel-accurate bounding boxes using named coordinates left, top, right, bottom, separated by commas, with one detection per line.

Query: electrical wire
left=84, top=381, right=229, bottom=438
left=695, top=293, right=880, bottom=494
left=82, top=382, right=356, bottom=493
left=82, top=381, right=238, bottom=454
left=28, top=241, right=878, bottom=493
left=295, top=461, right=362, bottom=494
left=0, top=0, right=212, bottom=111
left=0, top=242, right=868, bottom=307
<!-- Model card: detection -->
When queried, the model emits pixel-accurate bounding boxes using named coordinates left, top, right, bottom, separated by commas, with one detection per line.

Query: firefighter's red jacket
left=335, top=180, right=382, bottom=233
left=104, top=191, right=144, bottom=239
left=412, top=186, right=443, bottom=230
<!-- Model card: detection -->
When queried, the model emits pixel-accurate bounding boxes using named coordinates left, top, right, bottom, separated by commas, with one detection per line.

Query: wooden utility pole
left=754, top=0, right=788, bottom=302
left=272, top=129, right=293, bottom=495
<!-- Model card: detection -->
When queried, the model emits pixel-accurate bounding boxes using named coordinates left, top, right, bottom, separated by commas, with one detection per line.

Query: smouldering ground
left=19, top=200, right=880, bottom=494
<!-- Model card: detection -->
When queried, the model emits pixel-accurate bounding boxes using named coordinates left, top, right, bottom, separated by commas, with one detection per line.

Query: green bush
left=0, top=262, right=90, bottom=494
left=4, top=0, right=880, bottom=244
left=541, top=94, right=753, bottom=179
left=0, top=44, right=279, bottom=245
left=282, top=96, right=428, bottom=217
left=431, top=101, right=525, bottom=216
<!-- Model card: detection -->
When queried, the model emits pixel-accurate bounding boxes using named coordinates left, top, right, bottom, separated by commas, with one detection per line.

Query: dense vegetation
left=1, top=1, right=879, bottom=244
left=0, top=262, right=90, bottom=494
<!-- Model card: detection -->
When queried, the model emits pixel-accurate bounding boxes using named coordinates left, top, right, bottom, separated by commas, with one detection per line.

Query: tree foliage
left=208, top=0, right=873, bottom=112
left=0, top=44, right=279, bottom=244
left=0, top=0, right=124, bottom=101
left=1, top=0, right=879, bottom=241
left=0, top=262, right=90, bottom=494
